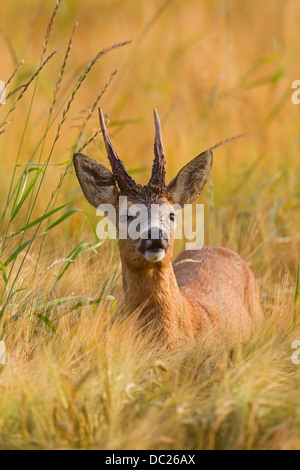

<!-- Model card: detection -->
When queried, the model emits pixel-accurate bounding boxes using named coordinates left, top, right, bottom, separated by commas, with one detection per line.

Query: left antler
left=98, top=107, right=139, bottom=193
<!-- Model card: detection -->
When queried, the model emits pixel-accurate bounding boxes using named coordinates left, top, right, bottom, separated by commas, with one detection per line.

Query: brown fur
left=120, top=236, right=263, bottom=347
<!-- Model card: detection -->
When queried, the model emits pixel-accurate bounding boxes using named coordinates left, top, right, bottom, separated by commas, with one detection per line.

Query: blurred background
left=1, top=0, right=300, bottom=450
left=1, top=0, right=300, bottom=291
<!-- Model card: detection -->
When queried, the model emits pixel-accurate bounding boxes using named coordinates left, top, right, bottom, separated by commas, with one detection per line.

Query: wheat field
left=0, top=0, right=300, bottom=450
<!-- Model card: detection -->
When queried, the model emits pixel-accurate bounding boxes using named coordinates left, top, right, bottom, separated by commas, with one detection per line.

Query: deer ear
left=167, top=149, right=213, bottom=205
left=73, top=153, right=120, bottom=208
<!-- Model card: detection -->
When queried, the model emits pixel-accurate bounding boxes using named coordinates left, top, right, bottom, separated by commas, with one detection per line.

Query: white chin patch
left=143, top=249, right=166, bottom=262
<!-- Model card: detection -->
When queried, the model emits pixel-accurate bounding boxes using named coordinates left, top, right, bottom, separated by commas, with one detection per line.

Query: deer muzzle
left=139, top=228, right=169, bottom=262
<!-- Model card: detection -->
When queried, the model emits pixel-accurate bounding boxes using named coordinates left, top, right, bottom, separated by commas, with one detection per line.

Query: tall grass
left=0, top=0, right=300, bottom=450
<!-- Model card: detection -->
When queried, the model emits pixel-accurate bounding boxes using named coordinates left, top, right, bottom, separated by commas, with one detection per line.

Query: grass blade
left=0, top=260, right=8, bottom=282
left=293, top=261, right=300, bottom=324
left=10, top=169, right=43, bottom=222
left=32, top=313, right=57, bottom=333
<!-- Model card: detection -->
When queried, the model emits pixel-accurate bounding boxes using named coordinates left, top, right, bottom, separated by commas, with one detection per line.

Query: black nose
left=139, top=228, right=169, bottom=253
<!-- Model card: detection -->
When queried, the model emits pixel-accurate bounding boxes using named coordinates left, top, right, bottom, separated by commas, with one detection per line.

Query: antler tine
left=149, top=108, right=166, bottom=188
left=98, top=107, right=138, bottom=193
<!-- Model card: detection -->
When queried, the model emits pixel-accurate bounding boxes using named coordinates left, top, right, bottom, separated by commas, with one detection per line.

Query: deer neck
left=121, top=257, right=197, bottom=343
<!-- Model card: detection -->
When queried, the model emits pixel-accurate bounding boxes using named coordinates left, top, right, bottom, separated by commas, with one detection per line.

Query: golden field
left=0, top=0, right=300, bottom=449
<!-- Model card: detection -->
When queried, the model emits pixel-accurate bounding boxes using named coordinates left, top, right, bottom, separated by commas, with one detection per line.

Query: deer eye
left=169, top=212, right=175, bottom=222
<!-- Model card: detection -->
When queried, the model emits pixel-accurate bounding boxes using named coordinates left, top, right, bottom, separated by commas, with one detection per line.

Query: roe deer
left=73, top=108, right=263, bottom=346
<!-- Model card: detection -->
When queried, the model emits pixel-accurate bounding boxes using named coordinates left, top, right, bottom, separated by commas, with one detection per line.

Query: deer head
left=73, top=108, right=212, bottom=269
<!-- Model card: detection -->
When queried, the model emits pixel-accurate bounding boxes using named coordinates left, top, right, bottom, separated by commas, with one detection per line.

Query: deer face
left=73, top=108, right=213, bottom=268
left=117, top=190, right=176, bottom=267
